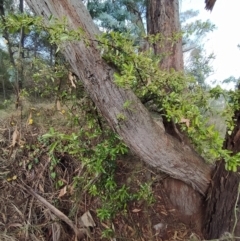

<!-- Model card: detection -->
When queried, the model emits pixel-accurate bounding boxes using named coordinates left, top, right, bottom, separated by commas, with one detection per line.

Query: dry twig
left=18, top=183, right=86, bottom=240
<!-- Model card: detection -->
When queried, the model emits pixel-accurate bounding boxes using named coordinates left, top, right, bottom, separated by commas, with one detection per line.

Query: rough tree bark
left=204, top=160, right=240, bottom=238
left=146, top=0, right=183, bottom=143
left=204, top=100, right=240, bottom=238
left=146, top=0, right=204, bottom=226
left=147, top=0, right=183, bottom=71
left=25, top=0, right=211, bottom=195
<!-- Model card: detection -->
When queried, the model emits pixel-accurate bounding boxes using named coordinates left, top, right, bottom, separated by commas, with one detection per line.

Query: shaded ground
left=0, top=105, right=202, bottom=241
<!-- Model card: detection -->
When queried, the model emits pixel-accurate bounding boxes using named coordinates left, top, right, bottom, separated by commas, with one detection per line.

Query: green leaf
left=59, top=34, right=69, bottom=41
left=232, top=165, right=237, bottom=172
left=49, top=141, right=59, bottom=153
left=51, top=172, right=56, bottom=179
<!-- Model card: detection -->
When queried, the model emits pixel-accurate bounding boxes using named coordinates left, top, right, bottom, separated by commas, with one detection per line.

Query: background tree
left=0, top=47, right=11, bottom=102
left=0, top=0, right=72, bottom=107
left=87, top=0, right=146, bottom=35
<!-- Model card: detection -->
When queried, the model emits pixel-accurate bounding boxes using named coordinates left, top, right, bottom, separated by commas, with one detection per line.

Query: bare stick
left=18, top=183, right=86, bottom=239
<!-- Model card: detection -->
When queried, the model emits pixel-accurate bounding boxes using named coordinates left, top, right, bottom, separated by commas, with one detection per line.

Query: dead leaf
left=132, top=208, right=141, bottom=213
left=69, top=72, right=76, bottom=88
left=28, top=119, right=33, bottom=125
left=80, top=211, right=96, bottom=227
left=233, top=129, right=240, bottom=143
left=12, top=126, right=19, bottom=147
left=51, top=222, right=61, bottom=241
left=58, top=186, right=67, bottom=198
left=12, top=175, right=17, bottom=180
left=1, top=213, right=6, bottom=223
left=68, top=185, right=74, bottom=195
left=56, top=100, right=61, bottom=111
left=27, top=112, right=32, bottom=126
left=127, top=225, right=133, bottom=231
left=38, top=184, right=44, bottom=193
left=27, top=109, right=33, bottom=125
left=101, top=222, right=109, bottom=229
left=180, top=118, right=190, bottom=127
left=160, top=211, right=168, bottom=216
left=182, top=230, right=188, bottom=237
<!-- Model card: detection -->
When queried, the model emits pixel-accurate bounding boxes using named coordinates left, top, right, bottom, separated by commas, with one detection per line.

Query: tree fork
left=25, top=0, right=211, bottom=194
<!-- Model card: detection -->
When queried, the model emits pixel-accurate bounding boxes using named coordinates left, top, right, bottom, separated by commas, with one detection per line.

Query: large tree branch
left=25, top=0, right=211, bottom=194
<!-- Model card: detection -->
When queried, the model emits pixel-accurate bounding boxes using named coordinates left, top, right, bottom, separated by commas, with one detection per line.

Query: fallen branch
left=18, top=183, right=86, bottom=240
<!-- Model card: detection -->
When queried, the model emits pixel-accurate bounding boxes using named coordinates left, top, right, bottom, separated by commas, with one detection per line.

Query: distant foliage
left=87, top=0, right=146, bottom=35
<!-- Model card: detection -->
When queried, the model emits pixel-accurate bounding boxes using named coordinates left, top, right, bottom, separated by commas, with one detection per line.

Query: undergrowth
left=39, top=101, right=155, bottom=224
left=0, top=86, right=157, bottom=239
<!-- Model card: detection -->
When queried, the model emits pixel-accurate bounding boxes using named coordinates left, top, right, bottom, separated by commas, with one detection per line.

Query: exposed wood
left=25, top=0, right=211, bottom=195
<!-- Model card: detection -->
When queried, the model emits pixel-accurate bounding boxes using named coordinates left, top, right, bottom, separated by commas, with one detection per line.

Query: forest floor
left=0, top=101, right=202, bottom=241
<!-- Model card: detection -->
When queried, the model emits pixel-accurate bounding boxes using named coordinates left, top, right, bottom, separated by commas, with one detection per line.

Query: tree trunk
left=204, top=161, right=240, bottom=238
left=0, top=51, right=6, bottom=100
left=204, top=104, right=240, bottom=238
left=147, top=0, right=183, bottom=71
left=0, top=0, right=16, bottom=68
left=18, top=0, right=25, bottom=90
left=25, top=0, right=211, bottom=195
left=0, top=0, right=19, bottom=104
left=146, top=0, right=204, bottom=226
